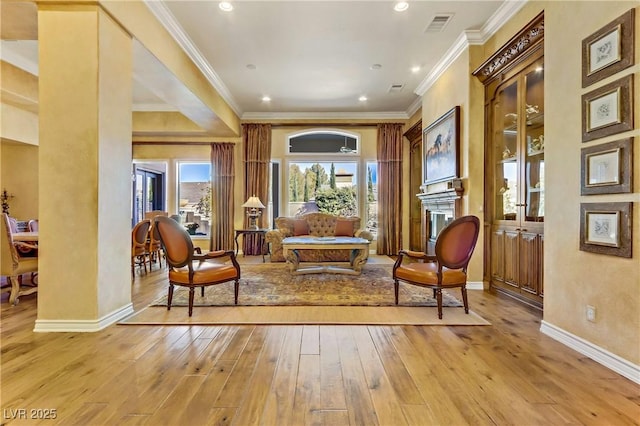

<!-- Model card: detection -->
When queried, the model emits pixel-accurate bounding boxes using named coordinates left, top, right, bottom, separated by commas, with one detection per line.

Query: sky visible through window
left=180, top=163, right=210, bottom=182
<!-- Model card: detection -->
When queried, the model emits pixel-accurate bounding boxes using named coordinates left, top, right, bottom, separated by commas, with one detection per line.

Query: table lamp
left=242, top=195, right=265, bottom=230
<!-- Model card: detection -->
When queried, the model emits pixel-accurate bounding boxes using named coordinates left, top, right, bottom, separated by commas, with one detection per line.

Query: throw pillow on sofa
left=293, top=219, right=310, bottom=236
left=334, top=219, right=355, bottom=237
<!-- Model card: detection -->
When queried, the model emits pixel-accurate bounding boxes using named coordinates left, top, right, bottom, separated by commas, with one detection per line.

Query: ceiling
left=1, top=0, right=517, bottom=121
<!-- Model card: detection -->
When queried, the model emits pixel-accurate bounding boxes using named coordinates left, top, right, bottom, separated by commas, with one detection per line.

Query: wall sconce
left=242, top=195, right=265, bottom=230
left=1, top=189, right=14, bottom=215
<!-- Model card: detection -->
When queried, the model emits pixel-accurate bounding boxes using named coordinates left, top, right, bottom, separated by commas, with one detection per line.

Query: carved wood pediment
left=473, top=12, right=544, bottom=84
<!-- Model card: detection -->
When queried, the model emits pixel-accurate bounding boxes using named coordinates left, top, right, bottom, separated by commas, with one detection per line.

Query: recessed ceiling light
left=219, top=2, right=233, bottom=12
left=411, top=66, right=421, bottom=73
left=262, top=96, right=271, bottom=102
left=359, top=96, right=368, bottom=102
left=394, top=1, right=409, bottom=12
left=370, top=64, right=382, bottom=70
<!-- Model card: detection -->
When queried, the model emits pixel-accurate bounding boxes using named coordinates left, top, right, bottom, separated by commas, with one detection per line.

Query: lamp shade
left=242, top=196, right=265, bottom=209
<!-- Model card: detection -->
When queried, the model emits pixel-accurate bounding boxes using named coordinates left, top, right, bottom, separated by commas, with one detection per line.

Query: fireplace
left=430, top=211, right=453, bottom=240
left=417, top=179, right=463, bottom=254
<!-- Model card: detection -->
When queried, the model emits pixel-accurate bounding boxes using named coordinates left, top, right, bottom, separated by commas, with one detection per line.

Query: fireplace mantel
left=416, top=178, right=464, bottom=253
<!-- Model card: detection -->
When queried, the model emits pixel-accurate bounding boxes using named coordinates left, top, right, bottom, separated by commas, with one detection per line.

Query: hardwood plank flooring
left=1, top=260, right=639, bottom=425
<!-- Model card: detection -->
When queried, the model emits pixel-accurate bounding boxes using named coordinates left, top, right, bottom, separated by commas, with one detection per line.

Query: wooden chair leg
left=167, top=284, right=174, bottom=311
left=435, top=288, right=443, bottom=319
left=394, top=280, right=399, bottom=305
left=234, top=280, right=239, bottom=304
left=461, top=286, right=469, bottom=314
left=8, top=275, right=20, bottom=305
left=188, top=287, right=195, bottom=317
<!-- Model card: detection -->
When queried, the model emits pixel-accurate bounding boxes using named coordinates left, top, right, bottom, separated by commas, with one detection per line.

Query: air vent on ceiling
left=425, top=13, right=454, bottom=32
left=388, top=84, right=404, bottom=93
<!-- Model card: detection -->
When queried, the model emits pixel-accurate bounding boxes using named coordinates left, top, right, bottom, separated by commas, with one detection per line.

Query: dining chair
left=154, top=216, right=241, bottom=316
left=144, top=210, right=168, bottom=221
left=28, top=219, right=39, bottom=232
left=393, top=215, right=480, bottom=319
left=1, top=213, right=38, bottom=305
left=131, top=219, right=151, bottom=278
left=147, top=222, right=163, bottom=271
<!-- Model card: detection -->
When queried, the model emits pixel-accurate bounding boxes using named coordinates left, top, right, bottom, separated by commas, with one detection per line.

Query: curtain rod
left=269, top=122, right=388, bottom=128
left=132, top=141, right=232, bottom=146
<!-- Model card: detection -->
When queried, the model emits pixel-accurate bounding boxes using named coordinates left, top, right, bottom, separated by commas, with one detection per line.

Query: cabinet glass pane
left=524, top=64, right=544, bottom=222
left=494, top=81, right=518, bottom=221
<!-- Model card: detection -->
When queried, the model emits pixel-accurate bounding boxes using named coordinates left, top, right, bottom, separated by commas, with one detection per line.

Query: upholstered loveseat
left=266, top=212, right=374, bottom=262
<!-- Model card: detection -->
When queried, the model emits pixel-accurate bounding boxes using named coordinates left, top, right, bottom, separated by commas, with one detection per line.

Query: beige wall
left=37, top=5, right=133, bottom=322
left=0, top=142, right=38, bottom=220
left=542, top=1, right=639, bottom=364
left=420, top=48, right=484, bottom=283
left=471, top=1, right=639, bottom=364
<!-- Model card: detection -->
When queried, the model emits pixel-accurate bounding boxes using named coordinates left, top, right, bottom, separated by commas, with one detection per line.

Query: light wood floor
left=1, top=258, right=639, bottom=426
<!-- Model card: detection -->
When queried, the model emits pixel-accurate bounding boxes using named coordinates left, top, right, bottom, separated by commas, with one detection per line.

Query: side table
left=234, top=229, right=269, bottom=262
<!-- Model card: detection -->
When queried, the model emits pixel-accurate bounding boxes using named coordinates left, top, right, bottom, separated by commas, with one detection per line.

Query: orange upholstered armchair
left=154, top=216, right=241, bottom=316
left=393, top=215, right=480, bottom=319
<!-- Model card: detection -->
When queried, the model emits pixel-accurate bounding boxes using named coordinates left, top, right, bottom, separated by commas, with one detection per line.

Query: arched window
left=287, top=130, right=358, bottom=154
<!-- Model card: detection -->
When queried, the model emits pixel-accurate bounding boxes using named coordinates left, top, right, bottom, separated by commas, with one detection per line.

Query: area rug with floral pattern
left=150, top=263, right=463, bottom=307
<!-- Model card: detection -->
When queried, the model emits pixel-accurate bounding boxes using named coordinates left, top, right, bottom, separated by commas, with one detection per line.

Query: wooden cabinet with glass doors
left=488, top=51, right=545, bottom=308
left=464, top=9, right=545, bottom=313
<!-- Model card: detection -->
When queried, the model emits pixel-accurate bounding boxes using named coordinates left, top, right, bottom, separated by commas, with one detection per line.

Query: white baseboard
left=33, top=303, right=134, bottom=333
left=466, top=281, right=484, bottom=290
left=540, top=320, right=640, bottom=385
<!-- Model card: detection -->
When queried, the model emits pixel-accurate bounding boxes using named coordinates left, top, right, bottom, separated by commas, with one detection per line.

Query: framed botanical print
left=581, top=138, right=633, bottom=195
left=580, top=202, right=632, bottom=258
left=422, top=106, right=460, bottom=185
left=582, top=74, right=633, bottom=142
left=582, top=9, right=635, bottom=87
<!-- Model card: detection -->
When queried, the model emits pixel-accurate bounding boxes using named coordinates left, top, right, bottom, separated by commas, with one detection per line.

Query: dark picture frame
left=580, top=202, right=632, bottom=258
left=581, top=138, right=633, bottom=195
left=422, top=106, right=460, bottom=185
left=582, top=74, right=634, bottom=142
left=582, top=9, right=635, bottom=88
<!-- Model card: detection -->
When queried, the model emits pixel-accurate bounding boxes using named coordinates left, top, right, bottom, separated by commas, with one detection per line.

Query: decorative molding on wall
left=241, top=111, right=410, bottom=121
left=472, top=11, right=544, bottom=84
left=540, top=320, right=640, bottom=385
left=133, top=103, right=179, bottom=112
left=143, top=0, right=242, bottom=116
left=0, top=40, right=39, bottom=75
left=33, top=303, right=134, bottom=333
left=406, top=96, right=423, bottom=118
left=415, top=0, right=528, bottom=96
left=403, top=119, right=423, bottom=141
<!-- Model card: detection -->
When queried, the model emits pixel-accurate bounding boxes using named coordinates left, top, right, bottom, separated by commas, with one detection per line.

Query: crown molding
left=406, top=96, right=423, bottom=118
left=0, top=40, right=39, bottom=75
left=241, top=111, right=410, bottom=121
left=414, top=0, right=528, bottom=96
left=133, top=103, right=179, bottom=112
left=143, top=0, right=243, bottom=116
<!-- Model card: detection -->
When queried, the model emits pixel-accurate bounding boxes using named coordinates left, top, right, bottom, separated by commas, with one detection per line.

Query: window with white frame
left=280, top=130, right=376, bottom=238
left=177, top=162, right=211, bottom=237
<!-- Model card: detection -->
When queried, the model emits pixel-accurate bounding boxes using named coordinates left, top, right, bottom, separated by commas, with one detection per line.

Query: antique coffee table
left=281, top=236, right=370, bottom=275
